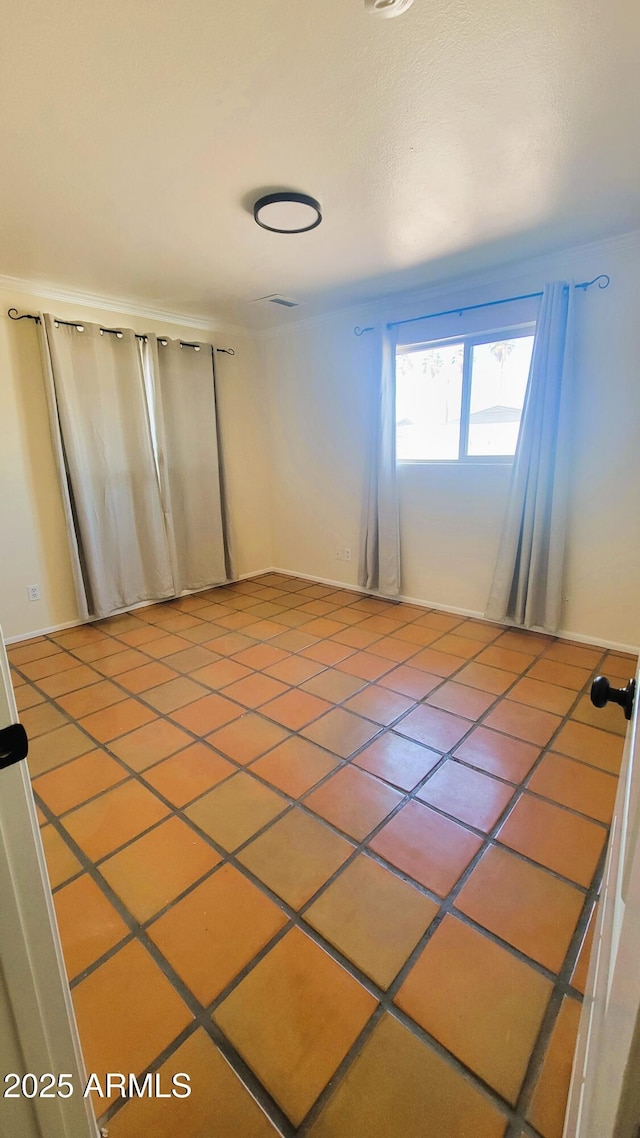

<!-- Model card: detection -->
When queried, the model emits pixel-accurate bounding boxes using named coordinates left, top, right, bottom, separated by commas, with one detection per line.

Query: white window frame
left=396, top=321, right=536, bottom=465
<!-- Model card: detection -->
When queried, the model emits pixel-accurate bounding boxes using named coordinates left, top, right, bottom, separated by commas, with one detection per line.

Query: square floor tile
left=307, top=1013, right=507, bottom=1138
left=238, top=809, right=354, bottom=909
left=106, top=1028, right=280, bottom=1138
left=301, top=668, right=367, bottom=703
left=301, top=707, right=380, bottom=758
left=476, top=646, right=535, bottom=673
left=170, top=692, right=243, bottom=735
left=306, top=854, right=438, bottom=988
left=552, top=720, right=624, bottom=774
left=482, top=700, right=562, bottom=747
left=455, top=846, right=584, bottom=972
left=406, top=647, right=463, bottom=677
left=528, top=658, right=592, bottom=691
left=431, top=633, right=483, bottom=659
left=61, top=780, right=169, bottom=861
left=108, top=718, right=194, bottom=772
left=54, top=874, right=129, bottom=979
left=55, top=681, right=127, bottom=720
left=190, top=658, right=252, bottom=689
left=508, top=677, right=576, bottom=717
left=206, top=714, right=290, bottom=765
left=354, top=732, right=441, bottom=791
left=305, top=765, right=403, bottom=840
left=22, top=652, right=79, bottom=680
left=33, top=750, right=127, bottom=815
left=232, top=644, right=290, bottom=669
left=527, top=997, right=582, bottom=1138
left=425, top=682, right=496, bottom=720
left=115, top=624, right=169, bottom=647
left=368, top=637, right=421, bottom=664
left=369, top=800, right=482, bottom=896
left=142, top=743, right=235, bottom=806
left=91, top=648, right=150, bottom=676
left=249, top=737, right=339, bottom=798
left=496, top=793, right=606, bottom=887
left=395, top=704, right=471, bottom=753
left=142, top=634, right=195, bottom=659
left=454, top=726, right=540, bottom=783
left=213, top=927, right=376, bottom=1126
left=263, top=655, right=325, bottom=685
left=185, top=773, right=288, bottom=850
left=261, top=689, right=333, bottom=730
left=395, top=914, right=552, bottom=1103
left=9, top=639, right=63, bottom=665
left=335, top=652, right=392, bottom=681
left=148, top=864, right=287, bottom=1005
left=116, top=661, right=179, bottom=693
left=343, top=685, right=415, bottom=726
left=454, top=661, right=515, bottom=695
left=527, top=752, right=617, bottom=825
left=417, top=760, right=515, bottom=832
left=27, top=724, right=95, bottom=777
left=377, top=665, right=441, bottom=699
left=162, top=646, right=221, bottom=673
left=78, top=700, right=156, bottom=743
left=73, top=940, right=192, bottom=1106
left=222, top=673, right=290, bottom=709
left=41, top=825, right=82, bottom=887
left=99, top=815, right=220, bottom=922
left=300, top=641, right=356, bottom=666
left=142, top=676, right=209, bottom=713
left=19, top=701, right=68, bottom=737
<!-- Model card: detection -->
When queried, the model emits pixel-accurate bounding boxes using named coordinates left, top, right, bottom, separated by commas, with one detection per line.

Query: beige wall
left=261, top=231, right=640, bottom=651
left=0, top=285, right=272, bottom=640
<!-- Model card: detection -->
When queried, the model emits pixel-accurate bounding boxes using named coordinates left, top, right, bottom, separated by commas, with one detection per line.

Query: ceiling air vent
left=251, top=294, right=300, bottom=308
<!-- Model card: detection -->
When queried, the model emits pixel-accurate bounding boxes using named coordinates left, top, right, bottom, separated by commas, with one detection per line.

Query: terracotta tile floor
left=9, top=573, right=637, bottom=1138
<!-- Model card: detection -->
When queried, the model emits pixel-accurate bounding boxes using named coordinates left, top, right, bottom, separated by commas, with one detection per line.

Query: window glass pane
left=467, top=336, right=534, bottom=456
left=396, top=344, right=464, bottom=460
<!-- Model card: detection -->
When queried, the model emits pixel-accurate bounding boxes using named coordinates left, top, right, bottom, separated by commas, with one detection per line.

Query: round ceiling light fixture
left=253, top=192, right=322, bottom=234
left=365, top=0, right=415, bottom=16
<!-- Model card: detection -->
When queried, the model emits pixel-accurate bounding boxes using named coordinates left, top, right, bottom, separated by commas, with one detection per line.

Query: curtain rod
left=352, top=274, right=610, bottom=337
left=6, top=309, right=235, bottom=355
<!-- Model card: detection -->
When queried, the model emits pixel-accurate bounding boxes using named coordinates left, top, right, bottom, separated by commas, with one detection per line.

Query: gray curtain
left=358, top=325, right=401, bottom=596
left=141, top=336, right=231, bottom=593
left=39, top=316, right=174, bottom=620
left=485, top=281, right=574, bottom=632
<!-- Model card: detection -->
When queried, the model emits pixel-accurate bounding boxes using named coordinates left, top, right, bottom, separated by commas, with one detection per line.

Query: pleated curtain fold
left=39, top=316, right=230, bottom=620
left=358, top=325, right=401, bottom=597
left=484, top=281, right=574, bottom=632
left=141, top=335, right=230, bottom=594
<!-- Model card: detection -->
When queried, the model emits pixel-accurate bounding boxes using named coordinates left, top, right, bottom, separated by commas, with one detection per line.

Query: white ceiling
left=1, top=0, right=639, bottom=327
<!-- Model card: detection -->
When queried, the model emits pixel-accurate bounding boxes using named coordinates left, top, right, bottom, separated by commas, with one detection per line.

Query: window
left=396, top=328, right=535, bottom=462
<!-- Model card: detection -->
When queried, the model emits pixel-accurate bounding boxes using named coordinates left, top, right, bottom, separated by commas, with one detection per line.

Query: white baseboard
left=6, top=565, right=638, bottom=657
left=4, top=570, right=272, bottom=645
left=267, top=567, right=640, bottom=656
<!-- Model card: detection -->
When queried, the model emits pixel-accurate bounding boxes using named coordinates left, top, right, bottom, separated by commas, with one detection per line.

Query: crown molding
left=257, top=225, right=640, bottom=340
left=0, top=272, right=248, bottom=338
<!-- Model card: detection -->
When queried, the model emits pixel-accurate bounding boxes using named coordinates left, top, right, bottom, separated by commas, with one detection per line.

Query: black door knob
left=590, top=675, right=636, bottom=721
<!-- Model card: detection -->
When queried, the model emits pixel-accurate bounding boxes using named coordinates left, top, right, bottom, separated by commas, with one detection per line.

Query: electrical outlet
left=343, top=548, right=352, bottom=561
left=335, top=548, right=342, bottom=560
left=27, top=584, right=41, bottom=602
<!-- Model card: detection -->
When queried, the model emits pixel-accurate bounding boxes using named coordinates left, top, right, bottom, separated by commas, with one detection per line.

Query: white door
left=0, top=626, right=97, bottom=1138
left=565, top=664, right=640, bottom=1138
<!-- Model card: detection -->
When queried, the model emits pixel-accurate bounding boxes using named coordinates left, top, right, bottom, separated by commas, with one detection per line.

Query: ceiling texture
left=1, top=0, right=639, bottom=326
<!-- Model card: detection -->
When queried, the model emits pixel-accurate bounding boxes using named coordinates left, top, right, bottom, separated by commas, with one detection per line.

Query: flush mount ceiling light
left=253, top=192, right=322, bottom=234
left=365, top=0, right=415, bottom=16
